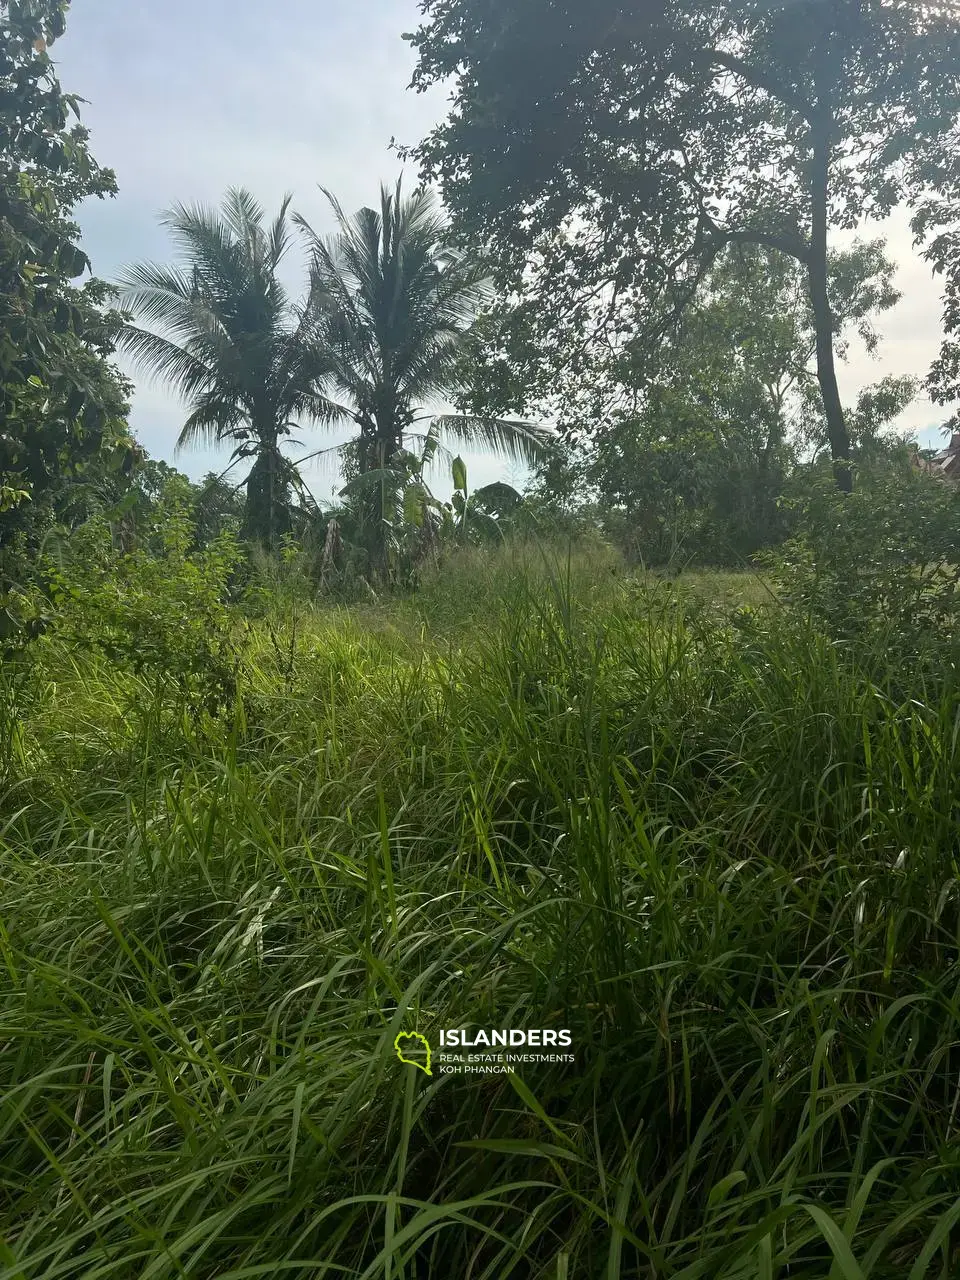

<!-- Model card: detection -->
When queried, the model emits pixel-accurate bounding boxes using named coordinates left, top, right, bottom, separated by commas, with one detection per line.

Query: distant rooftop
left=912, top=429, right=960, bottom=481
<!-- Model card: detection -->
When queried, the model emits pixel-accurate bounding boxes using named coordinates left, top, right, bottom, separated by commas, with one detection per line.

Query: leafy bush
left=764, top=463, right=960, bottom=668
left=39, top=476, right=241, bottom=706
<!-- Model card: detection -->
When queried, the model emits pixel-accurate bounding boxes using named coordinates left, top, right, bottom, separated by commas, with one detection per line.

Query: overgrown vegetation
left=4, top=539, right=960, bottom=1276
left=5, top=0, right=960, bottom=1275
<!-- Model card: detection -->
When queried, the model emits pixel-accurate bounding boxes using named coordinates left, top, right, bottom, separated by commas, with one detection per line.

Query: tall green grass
left=2, top=551, right=959, bottom=1277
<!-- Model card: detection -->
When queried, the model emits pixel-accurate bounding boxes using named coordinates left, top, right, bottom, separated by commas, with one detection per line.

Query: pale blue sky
left=52, top=0, right=948, bottom=493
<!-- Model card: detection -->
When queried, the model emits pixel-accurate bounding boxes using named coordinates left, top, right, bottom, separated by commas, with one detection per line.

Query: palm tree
left=295, top=179, right=549, bottom=574
left=116, top=189, right=334, bottom=547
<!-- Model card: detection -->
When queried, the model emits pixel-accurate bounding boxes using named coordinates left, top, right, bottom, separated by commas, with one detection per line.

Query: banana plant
left=449, top=455, right=522, bottom=544
left=336, top=426, right=448, bottom=578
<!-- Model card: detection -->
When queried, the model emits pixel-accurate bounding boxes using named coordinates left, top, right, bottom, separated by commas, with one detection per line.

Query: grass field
left=2, top=545, right=959, bottom=1278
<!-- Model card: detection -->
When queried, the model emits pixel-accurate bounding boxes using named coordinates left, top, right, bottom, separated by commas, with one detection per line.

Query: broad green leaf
left=403, top=484, right=425, bottom=528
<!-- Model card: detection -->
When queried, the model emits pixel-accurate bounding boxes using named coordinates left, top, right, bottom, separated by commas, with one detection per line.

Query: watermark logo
left=394, top=1031, right=432, bottom=1076
left=395, top=1027, right=574, bottom=1075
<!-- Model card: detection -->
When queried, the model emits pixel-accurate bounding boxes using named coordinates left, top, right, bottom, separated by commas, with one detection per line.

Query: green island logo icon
left=394, top=1031, right=432, bottom=1076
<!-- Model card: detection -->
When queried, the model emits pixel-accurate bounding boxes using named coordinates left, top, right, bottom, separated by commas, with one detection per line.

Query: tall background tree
left=915, top=117, right=960, bottom=423
left=295, top=180, right=549, bottom=575
left=0, top=0, right=132, bottom=563
left=527, top=239, right=911, bottom=565
left=406, top=0, right=960, bottom=491
left=117, top=190, right=334, bottom=548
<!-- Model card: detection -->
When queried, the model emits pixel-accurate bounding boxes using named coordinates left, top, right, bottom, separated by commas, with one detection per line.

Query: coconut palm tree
left=116, top=189, right=334, bottom=547
left=294, top=179, right=550, bottom=575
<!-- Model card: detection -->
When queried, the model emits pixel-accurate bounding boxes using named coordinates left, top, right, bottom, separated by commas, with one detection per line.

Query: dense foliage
left=0, top=0, right=132, bottom=565
left=406, top=0, right=960, bottom=490
left=4, top=543, right=960, bottom=1275
left=5, top=1, right=960, bottom=1275
left=519, top=240, right=916, bottom=566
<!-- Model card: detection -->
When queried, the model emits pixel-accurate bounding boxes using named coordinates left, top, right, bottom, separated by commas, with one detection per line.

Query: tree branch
left=708, top=49, right=815, bottom=122
left=720, top=227, right=811, bottom=265
left=601, top=14, right=817, bottom=121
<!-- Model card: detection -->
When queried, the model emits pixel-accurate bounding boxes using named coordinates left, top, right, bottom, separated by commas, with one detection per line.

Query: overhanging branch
left=720, top=227, right=811, bottom=265
left=708, top=50, right=815, bottom=122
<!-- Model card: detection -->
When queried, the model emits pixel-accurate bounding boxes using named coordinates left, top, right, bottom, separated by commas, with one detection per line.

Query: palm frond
left=114, top=324, right=215, bottom=400
left=221, top=187, right=266, bottom=244
left=268, top=194, right=295, bottom=272
left=431, top=415, right=555, bottom=465
left=293, top=439, right=361, bottom=478
left=177, top=395, right=246, bottom=450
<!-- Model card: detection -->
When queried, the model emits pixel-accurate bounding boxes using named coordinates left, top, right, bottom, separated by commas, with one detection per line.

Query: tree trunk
left=808, top=118, right=852, bottom=493
left=368, top=409, right=401, bottom=583
left=244, top=441, right=290, bottom=548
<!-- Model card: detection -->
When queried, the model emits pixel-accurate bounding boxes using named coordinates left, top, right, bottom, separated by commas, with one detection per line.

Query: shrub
left=763, top=463, right=960, bottom=669
left=39, top=477, right=241, bottom=707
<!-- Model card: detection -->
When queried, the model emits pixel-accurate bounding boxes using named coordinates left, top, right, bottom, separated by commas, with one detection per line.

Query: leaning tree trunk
left=808, top=115, right=853, bottom=494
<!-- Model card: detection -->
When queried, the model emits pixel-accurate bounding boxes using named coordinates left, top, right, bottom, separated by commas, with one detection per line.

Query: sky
left=51, top=0, right=952, bottom=501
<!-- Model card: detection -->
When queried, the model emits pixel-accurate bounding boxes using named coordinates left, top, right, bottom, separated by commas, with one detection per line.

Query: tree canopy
left=406, top=0, right=960, bottom=489
left=529, top=238, right=912, bottom=563
left=295, top=179, right=550, bottom=572
left=0, top=0, right=132, bottom=554
left=116, top=190, right=335, bottom=548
